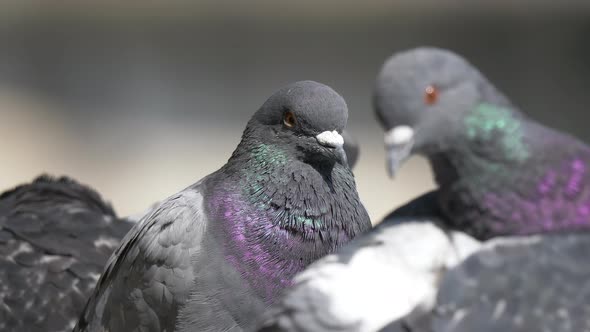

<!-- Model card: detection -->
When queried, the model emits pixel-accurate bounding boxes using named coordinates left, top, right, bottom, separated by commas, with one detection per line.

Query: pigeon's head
left=247, top=80, right=350, bottom=166
left=374, top=47, right=509, bottom=177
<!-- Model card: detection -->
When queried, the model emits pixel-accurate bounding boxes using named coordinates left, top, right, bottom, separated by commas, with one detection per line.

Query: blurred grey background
left=1, top=1, right=589, bottom=222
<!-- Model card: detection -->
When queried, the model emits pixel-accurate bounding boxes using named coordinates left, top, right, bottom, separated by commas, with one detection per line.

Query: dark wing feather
left=0, top=175, right=133, bottom=332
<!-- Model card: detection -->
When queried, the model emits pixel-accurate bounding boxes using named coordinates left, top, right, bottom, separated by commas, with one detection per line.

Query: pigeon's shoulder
left=0, top=175, right=134, bottom=332
left=258, top=221, right=480, bottom=332
left=398, top=232, right=590, bottom=332
left=75, top=184, right=208, bottom=332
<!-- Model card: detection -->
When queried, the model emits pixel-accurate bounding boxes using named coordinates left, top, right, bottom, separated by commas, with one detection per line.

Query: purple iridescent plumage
left=435, top=123, right=590, bottom=239
left=211, top=187, right=305, bottom=300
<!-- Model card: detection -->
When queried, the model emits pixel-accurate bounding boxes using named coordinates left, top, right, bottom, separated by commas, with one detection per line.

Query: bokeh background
left=1, top=1, right=590, bottom=222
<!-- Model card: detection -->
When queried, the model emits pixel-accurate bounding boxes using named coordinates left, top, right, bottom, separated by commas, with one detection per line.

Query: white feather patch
left=292, top=222, right=481, bottom=332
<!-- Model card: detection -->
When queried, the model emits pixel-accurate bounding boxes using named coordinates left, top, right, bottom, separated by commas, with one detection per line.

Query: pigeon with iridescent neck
left=374, top=47, right=590, bottom=240
left=75, top=80, right=371, bottom=332
left=369, top=47, right=590, bottom=332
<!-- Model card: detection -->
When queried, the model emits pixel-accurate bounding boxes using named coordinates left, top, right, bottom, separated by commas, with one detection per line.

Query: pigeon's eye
left=283, top=111, right=297, bottom=128
left=424, top=85, right=439, bottom=105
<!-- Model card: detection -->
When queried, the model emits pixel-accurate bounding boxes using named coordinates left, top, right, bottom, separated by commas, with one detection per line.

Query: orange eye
left=283, top=111, right=296, bottom=128
left=424, top=85, right=438, bottom=105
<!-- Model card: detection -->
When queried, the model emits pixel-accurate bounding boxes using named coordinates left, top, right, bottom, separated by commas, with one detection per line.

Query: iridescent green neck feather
left=238, top=143, right=289, bottom=210
left=464, top=103, right=530, bottom=162
left=250, top=143, right=289, bottom=167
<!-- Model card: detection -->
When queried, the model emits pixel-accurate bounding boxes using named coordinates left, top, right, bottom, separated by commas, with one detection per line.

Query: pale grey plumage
left=260, top=220, right=590, bottom=332
left=257, top=218, right=480, bottom=332
left=78, top=185, right=266, bottom=332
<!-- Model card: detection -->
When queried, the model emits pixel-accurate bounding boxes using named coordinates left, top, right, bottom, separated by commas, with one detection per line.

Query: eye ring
left=424, top=85, right=439, bottom=105
left=283, top=111, right=297, bottom=128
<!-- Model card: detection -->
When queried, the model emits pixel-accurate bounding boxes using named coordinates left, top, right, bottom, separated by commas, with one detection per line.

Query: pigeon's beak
left=384, top=125, right=415, bottom=178
left=316, top=130, right=347, bottom=165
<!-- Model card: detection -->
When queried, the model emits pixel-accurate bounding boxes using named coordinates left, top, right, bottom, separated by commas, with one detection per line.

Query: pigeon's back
left=0, top=175, right=134, bottom=332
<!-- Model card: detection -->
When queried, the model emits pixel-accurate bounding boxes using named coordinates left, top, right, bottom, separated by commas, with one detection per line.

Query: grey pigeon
left=0, top=175, right=134, bottom=332
left=366, top=48, right=590, bottom=331
left=374, top=47, right=590, bottom=240
left=75, top=80, right=372, bottom=332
